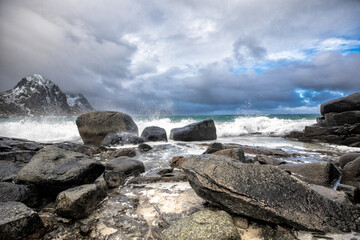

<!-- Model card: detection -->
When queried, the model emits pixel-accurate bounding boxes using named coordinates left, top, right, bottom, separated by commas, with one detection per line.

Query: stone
left=309, top=184, right=352, bottom=205
left=320, top=92, right=360, bottom=115
left=203, top=142, right=225, bottom=154
left=0, top=182, right=39, bottom=208
left=76, top=111, right=138, bottom=145
left=54, top=141, right=99, bottom=156
left=304, top=126, right=329, bottom=136
left=15, top=146, right=105, bottom=196
left=170, top=120, right=217, bottom=141
left=161, top=210, right=240, bottom=240
left=170, top=156, right=188, bottom=169
left=182, top=155, right=358, bottom=232
left=324, top=111, right=360, bottom=126
left=337, top=184, right=360, bottom=203
left=0, top=161, right=26, bottom=182
left=255, top=155, right=286, bottom=166
left=101, top=132, right=144, bottom=146
left=0, top=201, right=43, bottom=240
left=104, top=171, right=126, bottom=188
left=138, top=143, right=152, bottom=152
left=0, top=150, right=37, bottom=163
left=341, top=157, right=360, bottom=188
left=213, top=148, right=246, bottom=162
left=106, top=157, right=145, bottom=177
left=157, top=167, right=173, bottom=176
left=55, top=184, right=107, bottom=219
left=233, top=216, right=249, bottom=229
left=339, top=153, right=360, bottom=168
left=111, top=148, right=137, bottom=158
left=140, top=126, right=167, bottom=142
left=279, top=162, right=340, bottom=186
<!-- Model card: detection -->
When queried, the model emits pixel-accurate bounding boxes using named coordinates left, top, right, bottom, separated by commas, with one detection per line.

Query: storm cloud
left=1, top=0, right=360, bottom=114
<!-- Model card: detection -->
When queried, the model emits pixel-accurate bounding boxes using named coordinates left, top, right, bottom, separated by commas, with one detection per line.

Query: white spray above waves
left=0, top=115, right=317, bottom=143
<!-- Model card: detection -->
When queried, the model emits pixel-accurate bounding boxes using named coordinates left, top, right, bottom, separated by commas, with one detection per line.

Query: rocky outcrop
left=0, top=182, right=39, bottom=207
left=66, top=93, right=94, bottom=113
left=161, top=210, right=240, bottom=240
left=105, top=156, right=145, bottom=177
left=141, top=126, right=167, bottom=142
left=0, top=74, right=93, bottom=117
left=320, top=92, right=360, bottom=115
left=339, top=152, right=360, bottom=168
left=341, top=157, right=360, bottom=188
left=170, top=120, right=217, bottom=141
left=0, top=201, right=43, bottom=240
left=182, top=155, right=359, bottom=232
left=101, top=132, right=144, bottom=146
left=76, top=111, right=138, bottom=146
left=15, top=146, right=105, bottom=196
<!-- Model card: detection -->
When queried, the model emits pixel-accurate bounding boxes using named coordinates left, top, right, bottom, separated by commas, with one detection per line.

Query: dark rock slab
left=76, top=111, right=138, bottom=145
left=0, top=182, right=39, bottom=207
left=341, top=157, right=360, bottom=188
left=324, top=111, right=360, bottom=126
left=0, top=161, right=26, bottom=182
left=53, top=141, right=99, bottom=156
left=15, top=146, right=105, bottom=196
left=213, top=148, right=246, bottom=163
left=182, top=155, right=359, bottom=232
left=106, top=157, right=145, bottom=177
left=141, top=126, right=167, bottom=142
left=170, top=120, right=217, bottom=141
left=101, top=132, right=144, bottom=146
left=111, top=148, right=137, bottom=158
left=203, top=142, right=225, bottom=154
left=224, top=143, right=291, bottom=157
left=0, top=150, right=37, bottom=163
left=320, top=92, right=360, bottom=115
left=55, top=184, right=107, bottom=219
left=0, top=201, right=43, bottom=240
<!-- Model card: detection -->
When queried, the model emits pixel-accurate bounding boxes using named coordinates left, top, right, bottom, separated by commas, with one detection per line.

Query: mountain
left=0, top=74, right=94, bottom=117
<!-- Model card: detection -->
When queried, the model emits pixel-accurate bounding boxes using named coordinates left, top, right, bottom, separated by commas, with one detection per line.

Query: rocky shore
left=1, top=108, right=360, bottom=240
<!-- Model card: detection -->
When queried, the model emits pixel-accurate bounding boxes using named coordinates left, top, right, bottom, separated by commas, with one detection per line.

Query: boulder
left=304, top=125, right=329, bottom=137
left=255, top=155, right=286, bottom=166
left=0, top=182, right=39, bottom=207
left=110, top=148, right=137, bottom=158
left=0, top=161, right=26, bottom=182
left=170, top=156, right=188, bottom=169
left=0, top=201, right=43, bottom=240
left=182, top=155, right=358, bottom=232
left=320, top=92, right=360, bottom=115
left=213, top=148, right=246, bottom=163
left=101, top=132, right=144, bottom=146
left=279, top=162, right=340, bottom=186
left=161, top=210, right=240, bottom=240
left=339, top=153, right=360, bottom=168
left=138, top=143, right=152, bottom=152
left=203, top=142, right=225, bottom=154
left=141, top=126, right=167, bottom=142
left=103, top=171, right=126, bottom=188
left=324, top=111, right=360, bottom=126
left=15, top=146, right=105, bottom=196
left=170, top=120, right=217, bottom=141
left=55, top=184, right=107, bottom=219
left=341, top=157, right=360, bottom=188
left=337, top=184, right=360, bottom=203
left=76, top=111, right=138, bottom=145
left=106, top=157, right=145, bottom=177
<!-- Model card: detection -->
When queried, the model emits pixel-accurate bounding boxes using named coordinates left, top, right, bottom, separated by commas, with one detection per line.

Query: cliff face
left=0, top=74, right=94, bottom=117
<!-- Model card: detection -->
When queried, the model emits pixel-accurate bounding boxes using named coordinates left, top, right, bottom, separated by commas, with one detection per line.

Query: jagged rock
left=255, top=155, right=286, bottom=166
left=105, top=157, right=145, bottom=177
left=76, top=111, right=138, bottom=145
left=15, top=146, right=105, bottom=196
left=182, top=155, right=358, bottom=232
left=0, top=161, right=26, bottom=182
left=0, top=201, right=43, bottom=240
left=101, top=132, right=144, bottom=146
left=66, top=93, right=94, bottom=113
left=203, top=142, right=225, bottom=154
left=170, top=120, right=217, bottom=141
left=320, top=92, right=360, bottom=115
left=279, top=162, right=340, bottom=186
left=161, top=210, right=240, bottom=240
left=141, top=126, right=167, bottom=142
left=103, top=171, right=126, bottom=188
left=339, top=153, right=360, bottom=168
left=138, top=143, right=152, bottom=152
left=55, top=184, right=107, bottom=219
left=213, top=148, right=246, bottom=162
left=0, top=182, right=39, bottom=207
left=324, top=111, right=360, bottom=126
left=341, top=157, right=360, bottom=188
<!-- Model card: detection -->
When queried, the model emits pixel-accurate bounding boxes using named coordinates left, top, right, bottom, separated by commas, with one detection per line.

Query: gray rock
left=339, top=152, right=360, bottom=168
left=76, top=111, right=138, bottom=145
left=101, top=132, right=144, bottom=146
left=0, top=161, right=26, bottom=182
left=0, top=201, right=43, bottom=240
left=213, top=148, right=246, bottom=163
left=279, top=162, right=340, bottom=186
left=138, top=143, right=152, bottom=152
left=104, top=171, right=126, bottom=188
left=170, top=120, right=217, bottom=141
left=203, top=142, right=225, bottom=154
left=320, top=92, right=360, bottom=115
left=106, top=157, right=145, bottom=177
left=15, top=146, right=105, bottom=196
left=341, top=156, right=360, bottom=188
left=55, top=184, right=107, bottom=219
left=182, top=155, right=358, bottom=232
left=337, top=184, right=360, bottom=203
left=54, top=141, right=99, bottom=156
left=324, top=111, right=360, bottom=126
left=309, top=184, right=352, bottom=205
left=255, top=155, right=286, bottom=166
left=161, top=210, right=240, bottom=240
left=141, top=126, right=167, bottom=142
left=0, top=182, right=39, bottom=207
left=109, top=148, right=137, bottom=158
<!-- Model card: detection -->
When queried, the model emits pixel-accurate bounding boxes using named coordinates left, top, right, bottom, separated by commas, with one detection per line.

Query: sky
left=0, top=0, right=360, bottom=115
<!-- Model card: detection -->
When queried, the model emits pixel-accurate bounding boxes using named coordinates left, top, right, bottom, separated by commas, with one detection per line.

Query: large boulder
left=161, top=210, right=240, bottom=240
left=182, top=155, right=359, bottom=232
left=341, top=157, right=360, bottom=188
left=15, top=146, right=105, bottom=196
left=101, top=132, right=144, bottom=146
left=203, top=142, right=225, bottom=154
left=76, top=111, right=138, bottom=145
left=320, top=92, right=360, bottom=115
left=213, top=148, right=246, bottom=163
left=170, top=120, right=217, bottom=141
left=324, top=111, right=360, bottom=126
left=55, top=184, right=107, bottom=219
left=105, top=157, right=145, bottom=177
left=339, top=153, right=360, bottom=168
left=141, top=126, right=167, bottom=142
left=0, top=182, right=39, bottom=207
left=0, top=201, right=43, bottom=240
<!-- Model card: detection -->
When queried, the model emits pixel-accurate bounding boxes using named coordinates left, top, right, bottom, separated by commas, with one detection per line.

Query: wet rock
left=224, top=143, right=291, bottom=157
left=138, top=143, right=152, bottom=152
left=309, top=184, right=352, bottom=205
left=170, top=119, right=217, bottom=141
left=341, top=156, right=360, bottom=188
left=203, top=142, right=225, bottom=154
left=320, top=92, right=360, bottom=115
left=324, top=111, right=360, bottom=127
left=255, top=155, right=286, bottom=166
left=213, top=148, right=246, bottom=162
left=0, top=201, right=43, bottom=240
left=339, top=152, right=360, bottom=168
left=101, top=132, right=144, bottom=146
left=0, top=182, right=39, bottom=207
left=104, top=171, right=126, bottom=188
left=106, top=156, right=145, bottom=177
left=170, top=156, right=188, bottom=169
left=279, top=162, right=340, bottom=186
left=0, top=161, right=26, bottom=182
left=158, top=167, right=173, bottom=176
left=54, top=141, right=99, bottom=156
left=337, top=184, right=360, bottom=203
left=15, top=146, right=105, bottom=197
left=182, top=155, right=359, bottom=232
left=110, top=148, right=137, bottom=158
left=161, top=210, right=240, bottom=240
left=0, top=150, right=38, bottom=163
left=55, top=184, right=107, bottom=219
left=304, top=125, right=329, bottom=137
left=141, top=126, right=167, bottom=142
left=76, top=111, right=138, bottom=145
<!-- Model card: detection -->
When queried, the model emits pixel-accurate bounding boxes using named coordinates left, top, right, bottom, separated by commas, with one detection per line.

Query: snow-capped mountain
left=66, top=93, right=94, bottom=113
left=0, top=74, right=94, bottom=117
